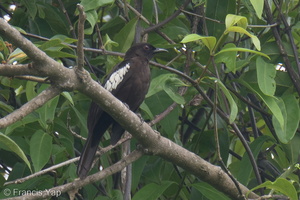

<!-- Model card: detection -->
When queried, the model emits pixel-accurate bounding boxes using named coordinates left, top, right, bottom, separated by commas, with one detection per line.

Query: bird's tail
left=77, top=133, right=100, bottom=179
left=77, top=112, right=113, bottom=179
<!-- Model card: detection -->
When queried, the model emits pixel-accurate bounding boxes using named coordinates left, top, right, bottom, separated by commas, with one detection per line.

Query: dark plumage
left=77, top=43, right=167, bottom=179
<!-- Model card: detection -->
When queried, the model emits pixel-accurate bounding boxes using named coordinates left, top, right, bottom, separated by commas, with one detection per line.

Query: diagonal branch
left=0, top=86, right=61, bottom=129
left=142, top=0, right=191, bottom=34
left=4, top=150, right=143, bottom=200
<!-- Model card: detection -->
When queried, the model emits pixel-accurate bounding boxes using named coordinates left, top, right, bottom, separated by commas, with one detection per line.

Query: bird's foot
left=154, top=130, right=161, bottom=136
left=123, top=102, right=130, bottom=109
left=136, top=113, right=144, bottom=124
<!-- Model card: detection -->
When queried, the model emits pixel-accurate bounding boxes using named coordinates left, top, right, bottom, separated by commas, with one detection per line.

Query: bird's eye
left=144, top=45, right=150, bottom=50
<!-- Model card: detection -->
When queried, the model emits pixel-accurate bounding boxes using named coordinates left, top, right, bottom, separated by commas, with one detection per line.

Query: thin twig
left=5, top=150, right=143, bottom=200
left=4, top=135, right=132, bottom=186
left=76, top=4, right=86, bottom=71
left=142, top=0, right=191, bottom=34
left=273, top=0, right=300, bottom=74
left=264, top=0, right=300, bottom=96
left=152, top=0, right=159, bottom=24
left=58, top=0, right=77, bottom=39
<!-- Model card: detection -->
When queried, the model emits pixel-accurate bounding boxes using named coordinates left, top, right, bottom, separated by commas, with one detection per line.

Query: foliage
left=0, top=0, right=300, bottom=199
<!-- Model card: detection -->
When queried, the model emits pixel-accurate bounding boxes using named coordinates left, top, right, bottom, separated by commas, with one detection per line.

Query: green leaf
left=181, top=34, right=216, bottom=52
left=0, top=101, right=14, bottom=113
left=256, top=57, right=276, bottom=96
left=225, top=14, right=248, bottom=29
left=272, top=94, right=300, bottom=143
left=39, top=39, right=62, bottom=51
left=0, top=132, right=31, bottom=171
left=206, top=0, right=236, bottom=38
left=113, top=18, right=138, bottom=53
left=192, top=182, right=230, bottom=200
left=71, top=106, right=88, bottom=134
left=26, top=81, right=38, bottom=101
left=30, top=130, right=53, bottom=172
left=61, top=92, right=74, bottom=106
left=84, top=10, right=98, bottom=35
left=132, top=156, right=149, bottom=192
left=215, top=47, right=270, bottom=59
left=4, top=115, right=39, bottom=136
left=45, top=50, right=77, bottom=59
left=21, top=0, right=37, bottom=19
left=237, top=135, right=272, bottom=185
left=239, top=81, right=284, bottom=129
left=225, top=26, right=261, bottom=51
left=147, top=74, right=186, bottom=104
left=250, top=0, right=263, bottom=19
left=7, top=48, right=28, bottom=64
left=132, top=181, right=175, bottom=200
left=37, top=95, right=59, bottom=128
left=215, top=43, right=237, bottom=73
left=248, top=178, right=298, bottom=200
left=81, top=0, right=114, bottom=12
left=207, top=77, right=238, bottom=124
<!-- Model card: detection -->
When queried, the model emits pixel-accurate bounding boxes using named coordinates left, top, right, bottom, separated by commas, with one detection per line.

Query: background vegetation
left=0, top=0, right=300, bottom=199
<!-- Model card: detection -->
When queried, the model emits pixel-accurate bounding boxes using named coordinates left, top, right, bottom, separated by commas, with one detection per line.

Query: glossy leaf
left=37, top=95, right=59, bottom=128
left=248, top=178, right=298, bottom=200
left=225, top=26, right=261, bottom=50
left=21, top=0, right=37, bottom=19
left=272, top=94, right=300, bottom=144
left=250, top=0, right=263, bottom=19
left=215, top=43, right=237, bottom=73
left=30, top=130, right=53, bottom=172
left=237, top=135, right=272, bottom=185
left=225, top=14, right=248, bottom=29
left=61, top=92, right=74, bottom=106
left=39, top=39, right=62, bottom=51
left=181, top=34, right=216, bottom=52
left=256, top=57, right=276, bottom=96
left=81, top=0, right=114, bottom=11
left=208, top=77, right=238, bottom=123
left=113, top=18, right=138, bottom=53
left=215, top=47, right=269, bottom=59
left=239, top=80, right=284, bottom=129
left=132, top=181, right=175, bottom=200
left=206, top=0, right=236, bottom=38
left=147, top=73, right=186, bottom=104
left=84, top=10, right=98, bottom=35
left=192, top=182, right=230, bottom=200
left=0, top=132, right=31, bottom=171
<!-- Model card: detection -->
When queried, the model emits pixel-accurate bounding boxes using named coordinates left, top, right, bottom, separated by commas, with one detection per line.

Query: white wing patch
left=104, top=63, right=130, bottom=92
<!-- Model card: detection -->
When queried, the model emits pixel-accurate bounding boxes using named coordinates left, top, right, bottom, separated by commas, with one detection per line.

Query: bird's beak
left=153, top=48, right=168, bottom=53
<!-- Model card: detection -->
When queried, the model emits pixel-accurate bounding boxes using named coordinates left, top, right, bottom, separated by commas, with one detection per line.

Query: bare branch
left=0, top=19, right=54, bottom=65
left=142, top=0, right=191, bottom=34
left=0, top=86, right=61, bottom=129
left=4, top=150, right=143, bottom=200
left=76, top=4, right=86, bottom=71
left=0, top=63, right=41, bottom=77
left=4, top=135, right=132, bottom=186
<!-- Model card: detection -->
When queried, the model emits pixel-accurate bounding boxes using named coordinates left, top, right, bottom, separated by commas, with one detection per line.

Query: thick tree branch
left=0, top=86, right=61, bottom=129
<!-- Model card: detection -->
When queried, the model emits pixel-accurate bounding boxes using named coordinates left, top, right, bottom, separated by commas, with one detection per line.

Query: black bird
left=77, top=43, right=167, bottom=179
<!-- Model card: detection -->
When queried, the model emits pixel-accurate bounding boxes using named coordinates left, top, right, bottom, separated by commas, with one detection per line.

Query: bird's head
left=124, top=43, right=168, bottom=60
